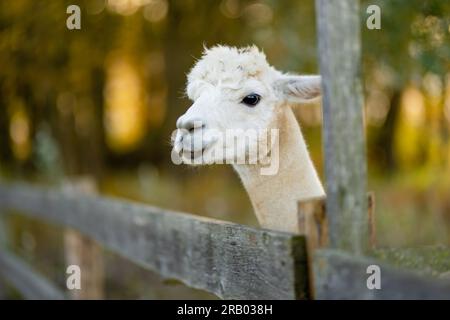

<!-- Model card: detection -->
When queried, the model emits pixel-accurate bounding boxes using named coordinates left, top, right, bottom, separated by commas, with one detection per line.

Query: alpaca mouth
left=188, top=147, right=207, bottom=160
left=179, top=142, right=214, bottom=163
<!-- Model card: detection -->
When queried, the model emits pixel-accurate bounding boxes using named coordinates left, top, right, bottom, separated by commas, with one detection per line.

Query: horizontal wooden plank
left=314, top=249, right=450, bottom=299
left=0, top=184, right=308, bottom=300
left=0, top=251, right=66, bottom=300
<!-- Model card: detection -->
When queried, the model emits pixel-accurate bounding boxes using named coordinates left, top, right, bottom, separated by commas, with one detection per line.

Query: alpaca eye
left=241, top=94, right=261, bottom=107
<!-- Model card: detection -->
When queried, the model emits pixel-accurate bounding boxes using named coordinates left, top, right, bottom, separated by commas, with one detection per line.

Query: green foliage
left=362, top=0, right=450, bottom=86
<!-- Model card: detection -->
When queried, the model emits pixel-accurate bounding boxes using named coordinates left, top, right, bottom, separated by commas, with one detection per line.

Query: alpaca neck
left=233, top=107, right=325, bottom=233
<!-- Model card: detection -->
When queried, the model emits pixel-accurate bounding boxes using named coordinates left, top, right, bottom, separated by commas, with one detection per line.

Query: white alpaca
left=172, top=45, right=325, bottom=233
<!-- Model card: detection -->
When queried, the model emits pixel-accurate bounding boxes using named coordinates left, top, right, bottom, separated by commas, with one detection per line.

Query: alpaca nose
left=176, top=117, right=205, bottom=133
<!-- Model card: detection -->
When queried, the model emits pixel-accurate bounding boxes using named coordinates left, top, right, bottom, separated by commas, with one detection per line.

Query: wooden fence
left=0, top=184, right=308, bottom=299
left=1, top=183, right=450, bottom=299
left=1, top=0, right=450, bottom=299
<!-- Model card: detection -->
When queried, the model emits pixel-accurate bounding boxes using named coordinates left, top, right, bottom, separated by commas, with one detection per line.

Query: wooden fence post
left=63, top=177, right=104, bottom=299
left=315, top=0, right=368, bottom=254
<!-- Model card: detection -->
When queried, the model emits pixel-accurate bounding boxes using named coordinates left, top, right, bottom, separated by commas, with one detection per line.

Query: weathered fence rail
left=0, top=183, right=308, bottom=300
left=314, top=250, right=450, bottom=299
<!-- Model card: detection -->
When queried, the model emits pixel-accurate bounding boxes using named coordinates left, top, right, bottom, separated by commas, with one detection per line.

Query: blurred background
left=0, top=0, right=449, bottom=298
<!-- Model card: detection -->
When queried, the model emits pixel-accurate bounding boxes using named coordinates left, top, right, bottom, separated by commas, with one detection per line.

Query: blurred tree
left=0, top=0, right=449, bottom=181
left=362, top=0, right=450, bottom=173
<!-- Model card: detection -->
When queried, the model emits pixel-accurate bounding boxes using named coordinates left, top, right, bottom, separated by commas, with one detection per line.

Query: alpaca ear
left=274, top=75, right=322, bottom=103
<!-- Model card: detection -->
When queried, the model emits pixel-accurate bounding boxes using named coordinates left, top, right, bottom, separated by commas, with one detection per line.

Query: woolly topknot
left=186, top=45, right=277, bottom=99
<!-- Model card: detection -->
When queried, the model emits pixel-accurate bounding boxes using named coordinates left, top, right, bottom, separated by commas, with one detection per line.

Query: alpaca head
left=172, top=45, right=321, bottom=167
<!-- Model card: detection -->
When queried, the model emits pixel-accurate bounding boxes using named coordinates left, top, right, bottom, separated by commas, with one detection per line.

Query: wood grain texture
left=315, top=0, right=368, bottom=254
left=0, top=183, right=308, bottom=300
left=314, top=249, right=450, bottom=299
left=0, top=251, right=66, bottom=300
